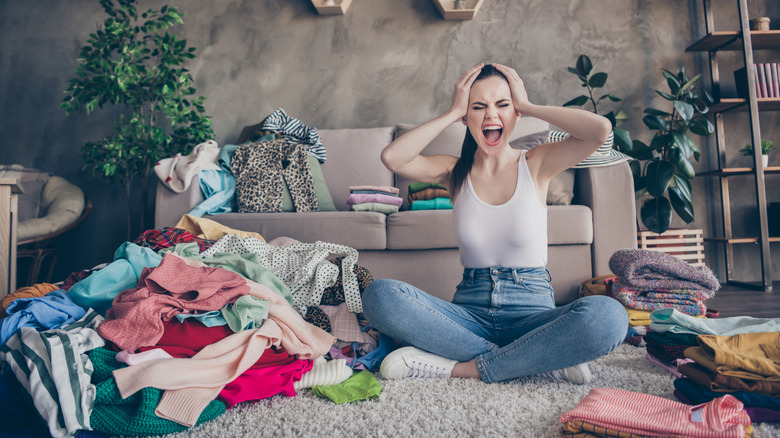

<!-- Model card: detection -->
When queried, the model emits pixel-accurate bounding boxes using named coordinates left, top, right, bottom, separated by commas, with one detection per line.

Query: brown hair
left=449, top=64, right=508, bottom=202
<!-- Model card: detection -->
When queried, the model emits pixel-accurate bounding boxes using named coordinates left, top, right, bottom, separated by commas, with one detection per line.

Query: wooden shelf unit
left=432, top=0, right=485, bottom=20
left=689, top=0, right=776, bottom=291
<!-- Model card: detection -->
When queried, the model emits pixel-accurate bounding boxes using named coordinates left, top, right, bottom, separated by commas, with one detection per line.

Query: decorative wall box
left=311, top=0, right=352, bottom=15
left=637, top=229, right=705, bottom=267
left=432, top=0, right=485, bottom=20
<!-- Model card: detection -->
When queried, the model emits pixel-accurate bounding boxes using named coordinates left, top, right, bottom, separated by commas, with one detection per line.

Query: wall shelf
left=432, top=0, right=485, bottom=20
left=687, top=30, right=780, bottom=52
left=311, top=0, right=352, bottom=15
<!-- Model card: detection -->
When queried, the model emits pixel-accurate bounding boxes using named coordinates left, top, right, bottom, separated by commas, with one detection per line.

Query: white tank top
left=453, top=150, right=548, bottom=268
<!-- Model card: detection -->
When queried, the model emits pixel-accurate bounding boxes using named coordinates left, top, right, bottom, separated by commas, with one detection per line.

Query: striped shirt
left=0, top=310, right=105, bottom=438
left=560, top=387, right=751, bottom=438
left=260, top=107, right=327, bottom=163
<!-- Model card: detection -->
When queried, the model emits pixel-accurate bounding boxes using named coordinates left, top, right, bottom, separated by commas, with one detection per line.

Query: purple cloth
left=346, top=193, right=403, bottom=207
left=608, top=249, right=720, bottom=293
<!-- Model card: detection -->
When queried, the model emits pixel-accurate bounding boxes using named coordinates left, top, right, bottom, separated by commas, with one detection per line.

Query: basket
left=637, top=229, right=705, bottom=267
left=749, top=17, right=771, bottom=31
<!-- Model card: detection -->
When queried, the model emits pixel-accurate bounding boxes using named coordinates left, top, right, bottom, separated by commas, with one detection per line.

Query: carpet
left=162, top=343, right=779, bottom=438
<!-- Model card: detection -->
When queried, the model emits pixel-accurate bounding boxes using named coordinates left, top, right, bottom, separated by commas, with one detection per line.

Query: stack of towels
left=347, top=185, right=402, bottom=214
left=607, top=249, right=720, bottom=325
left=407, top=182, right=453, bottom=210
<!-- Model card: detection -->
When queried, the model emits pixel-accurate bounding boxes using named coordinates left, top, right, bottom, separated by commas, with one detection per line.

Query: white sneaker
left=380, top=346, right=457, bottom=379
left=540, top=363, right=592, bottom=385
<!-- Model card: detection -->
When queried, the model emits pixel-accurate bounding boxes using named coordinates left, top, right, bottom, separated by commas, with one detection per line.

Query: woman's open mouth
left=482, top=125, right=503, bottom=146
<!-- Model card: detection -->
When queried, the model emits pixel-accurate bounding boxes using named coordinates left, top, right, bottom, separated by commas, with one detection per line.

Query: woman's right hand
left=449, top=63, right=484, bottom=119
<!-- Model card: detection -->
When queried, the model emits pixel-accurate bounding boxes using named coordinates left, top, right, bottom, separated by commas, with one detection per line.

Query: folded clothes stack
left=407, top=182, right=453, bottom=210
left=347, top=185, right=402, bottom=214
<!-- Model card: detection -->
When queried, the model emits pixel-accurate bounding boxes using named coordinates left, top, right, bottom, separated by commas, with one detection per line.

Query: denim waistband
left=463, top=266, right=551, bottom=282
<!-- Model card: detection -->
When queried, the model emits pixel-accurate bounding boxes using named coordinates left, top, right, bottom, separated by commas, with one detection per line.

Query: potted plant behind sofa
left=61, top=0, right=214, bottom=239
left=739, top=139, right=774, bottom=168
left=621, top=67, right=714, bottom=234
left=563, top=54, right=632, bottom=151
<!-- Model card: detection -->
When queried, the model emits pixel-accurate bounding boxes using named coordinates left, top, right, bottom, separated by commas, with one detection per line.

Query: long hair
left=449, top=64, right=508, bottom=202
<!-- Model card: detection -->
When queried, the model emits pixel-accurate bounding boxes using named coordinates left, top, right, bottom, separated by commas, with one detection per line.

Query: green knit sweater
left=88, top=347, right=226, bottom=436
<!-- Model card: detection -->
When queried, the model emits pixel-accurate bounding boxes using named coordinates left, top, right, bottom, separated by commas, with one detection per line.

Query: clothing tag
left=689, top=403, right=705, bottom=423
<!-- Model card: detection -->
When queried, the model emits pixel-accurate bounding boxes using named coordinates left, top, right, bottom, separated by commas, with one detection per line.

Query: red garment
left=139, top=319, right=312, bottom=407
left=137, top=319, right=234, bottom=356
left=218, top=348, right=313, bottom=408
left=97, top=254, right=250, bottom=350
left=133, top=227, right=215, bottom=252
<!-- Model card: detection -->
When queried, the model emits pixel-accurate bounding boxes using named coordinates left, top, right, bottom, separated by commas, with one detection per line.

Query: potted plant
left=620, top=67, right=715, bottom=234
left=61, top=0, right=214, bottom=239
left=739, top=139, right=774, bottom=168
left=563, top=54, right=631, bottom=151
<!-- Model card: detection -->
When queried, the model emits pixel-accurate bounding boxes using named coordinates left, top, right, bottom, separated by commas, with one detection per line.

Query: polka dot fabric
left=203, top=235, right=363, bottom=314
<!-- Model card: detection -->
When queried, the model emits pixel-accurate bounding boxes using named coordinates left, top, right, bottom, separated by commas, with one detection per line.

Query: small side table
left=0, top=178, right=23, bottom=299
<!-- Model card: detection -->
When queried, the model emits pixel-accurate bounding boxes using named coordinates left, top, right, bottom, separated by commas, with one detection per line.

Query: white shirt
left=453, top=150, right=548, bottom=268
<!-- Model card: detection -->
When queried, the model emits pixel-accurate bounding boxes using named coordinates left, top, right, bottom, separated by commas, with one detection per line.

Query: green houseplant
left=621, top=67, right=715, bottom=234
left=739, top=139, right=775, bottom=156
left=61, top=0, right=214, bottom=239
left=563, top=54, right=631, bottom=151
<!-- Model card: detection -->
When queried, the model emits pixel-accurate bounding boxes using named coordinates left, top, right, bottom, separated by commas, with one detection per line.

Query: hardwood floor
left=704, top=282, right=780, bottom=318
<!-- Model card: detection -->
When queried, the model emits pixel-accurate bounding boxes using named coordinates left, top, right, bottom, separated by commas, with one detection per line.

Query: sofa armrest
left=154, top=176, right=203, bottom=228
left=574, top=162, right=637, bottom=277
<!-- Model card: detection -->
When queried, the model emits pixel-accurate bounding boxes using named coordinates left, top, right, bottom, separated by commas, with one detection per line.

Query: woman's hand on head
left=449, top=63, right=484, bottom=120
left=492, top=63, right=531, bottom=115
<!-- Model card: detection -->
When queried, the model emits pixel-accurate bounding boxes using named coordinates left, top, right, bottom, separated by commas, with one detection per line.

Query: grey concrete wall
left=1, top=0, right=779, bottom=283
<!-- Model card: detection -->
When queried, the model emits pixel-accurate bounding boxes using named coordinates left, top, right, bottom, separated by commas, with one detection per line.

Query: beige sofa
left=155, top=117, right=637, bottom=304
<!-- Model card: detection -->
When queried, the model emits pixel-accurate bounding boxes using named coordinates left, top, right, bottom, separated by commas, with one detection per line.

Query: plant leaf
left=689, top=118, right=715, bottom=136
left=588, top=72, right=608, bottom=88
left=613, top=128, right=632, bottom=152
left=641, top=196, right=673, bottom=234
left=563, top=95, right=589, bottom=107
left=643, top=114, right=667, bottom=131
left=671, top=147, right=696, bottom=179
left=662, top=70, right=681, bottom=94
left=576, top=54, right=593, bottom=77
left=655, top=90, right=676, bottom=101
left=646, top=159, right=674, bottom=197
left=669, top=185, right=695, bottom=223
left=674, top=101, right=695, bottom=121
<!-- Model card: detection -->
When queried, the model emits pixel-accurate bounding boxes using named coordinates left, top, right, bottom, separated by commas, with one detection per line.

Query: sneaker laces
left=407, top=360, right=450, bottom=378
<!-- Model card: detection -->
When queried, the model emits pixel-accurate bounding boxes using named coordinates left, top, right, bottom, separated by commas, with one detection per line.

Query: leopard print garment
left=232, top=139, right=319, bottom=213
left=319, top=256, right=375, bottom=306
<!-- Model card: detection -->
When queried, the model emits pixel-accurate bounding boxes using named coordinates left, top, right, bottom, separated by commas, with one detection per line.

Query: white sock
left=294, top=357, right=353, bottom=390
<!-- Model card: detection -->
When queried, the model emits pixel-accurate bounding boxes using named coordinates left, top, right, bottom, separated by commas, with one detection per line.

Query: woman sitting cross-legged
left=361, top=63, right=628, bottom=384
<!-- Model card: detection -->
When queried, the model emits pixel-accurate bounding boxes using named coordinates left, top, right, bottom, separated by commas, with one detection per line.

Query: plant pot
left=763, top=154, right=769, bottom=168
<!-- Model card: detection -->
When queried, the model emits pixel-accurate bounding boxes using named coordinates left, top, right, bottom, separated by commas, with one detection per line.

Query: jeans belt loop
left=511, top=268, right=521, bottom=284
left=545, top=268, right=552, bottom=282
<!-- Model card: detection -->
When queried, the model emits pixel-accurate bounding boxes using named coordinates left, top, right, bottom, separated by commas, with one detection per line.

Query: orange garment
left=407, top=187, right=450, bottom=203
left=1, top=283, right=58, bottom=311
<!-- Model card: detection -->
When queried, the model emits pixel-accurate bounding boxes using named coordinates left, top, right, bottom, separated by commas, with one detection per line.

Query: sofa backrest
left=319, top=127, right=395, bottom=211
left=393, top=116, right=550, bottom=209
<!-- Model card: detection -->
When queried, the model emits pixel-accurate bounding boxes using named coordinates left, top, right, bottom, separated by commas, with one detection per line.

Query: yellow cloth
left=688, top=332, right=780, bottom=381
left=175, top=214, right=265, bottom=242
left=623, top=306, right=651, bottom=326
left=1, top=282, right=58, bottom=311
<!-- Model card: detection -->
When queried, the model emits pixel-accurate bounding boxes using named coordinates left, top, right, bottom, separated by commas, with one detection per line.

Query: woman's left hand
left=492, top=63, right=531, bottom=115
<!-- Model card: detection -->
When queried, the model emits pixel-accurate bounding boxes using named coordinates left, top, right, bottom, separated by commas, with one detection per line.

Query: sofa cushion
left=280, top=156, right=336, bottom=211
left=202, top=211, right=388, bottom=250
left=318, top=127, right=395, bottom=211
left=394, top=116, right=550, bottom=209
left=385, top=204, right=593, bottom=251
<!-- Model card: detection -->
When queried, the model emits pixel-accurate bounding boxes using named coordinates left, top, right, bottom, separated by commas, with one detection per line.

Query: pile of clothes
left=155, top=108, right=330, bottom=217
left=640, top=308, right=780, bottom=424
left=407, top=182, right=452, bottom=210
left=0, top=216, right=388, bottom=437
left=608, top=248, right=720, bottom=327
left=346, top=185, right=402, bottom=214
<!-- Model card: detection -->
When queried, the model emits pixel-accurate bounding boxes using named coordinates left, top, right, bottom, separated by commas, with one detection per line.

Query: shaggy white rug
left=163, top=343, right=779, bottom=438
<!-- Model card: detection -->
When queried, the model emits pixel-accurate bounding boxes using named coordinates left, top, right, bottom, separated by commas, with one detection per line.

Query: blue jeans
left=361, top=267, right=628, bottom=383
